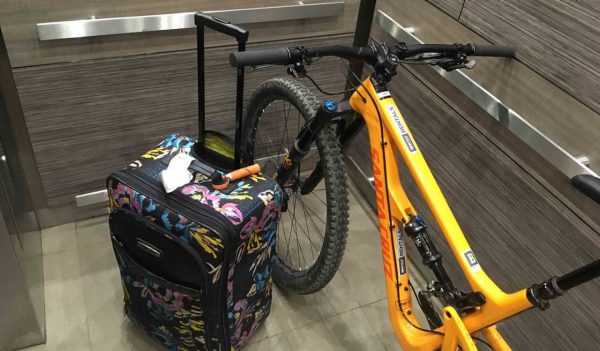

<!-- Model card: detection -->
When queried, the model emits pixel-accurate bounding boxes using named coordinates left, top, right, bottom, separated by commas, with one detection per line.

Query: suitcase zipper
left=109, top=169, right=235, bottom=350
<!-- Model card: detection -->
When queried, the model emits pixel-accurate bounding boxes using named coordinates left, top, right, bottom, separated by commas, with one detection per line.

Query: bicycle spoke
left=296, top=195, right=320, bottom=258
left=277, top=101, right=291, bottom=159
left=286, top=202, right=298, bottom=265
left=299, top=196, right=327, bottom=228
left=311, top=191, right=327, bottom=207
left=247, top=79, right=348, bottom=294
left=290, top=193, right=308, bottom=269
left=285, top=192, right=299, bottom=266
left=253, top=94, right=335, bottom=273
left=297, top=195, right=325, bottom=240
left=278, top=212, right=291, bottom=262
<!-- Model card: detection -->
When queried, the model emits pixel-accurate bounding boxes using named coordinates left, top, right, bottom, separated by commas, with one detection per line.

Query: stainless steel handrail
left=377, top=10, right=598, bottom=179
left=38, top=2, right=345, bottom=41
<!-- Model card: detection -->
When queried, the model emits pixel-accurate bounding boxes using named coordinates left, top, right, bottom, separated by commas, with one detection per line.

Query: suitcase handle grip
left=194, top=13, right=249, bottom=42
left=212, top=164, right=261, bottom=190
left=226, top=163, right=261, bottom=182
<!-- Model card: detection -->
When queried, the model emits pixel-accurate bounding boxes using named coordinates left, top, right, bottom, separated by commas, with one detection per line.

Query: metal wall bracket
left=75, top=189, right=107, bottom=207
left=38, top=2, right=345, bottom=41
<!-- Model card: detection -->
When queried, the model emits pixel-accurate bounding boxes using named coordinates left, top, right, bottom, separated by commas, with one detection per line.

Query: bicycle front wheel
left=242, top=77, right=349, bottom=294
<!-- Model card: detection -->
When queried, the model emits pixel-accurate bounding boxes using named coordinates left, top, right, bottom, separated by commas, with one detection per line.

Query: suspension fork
left=275, top=99, right=348, bottom=193
left=298, top=104, right=365, bottom=194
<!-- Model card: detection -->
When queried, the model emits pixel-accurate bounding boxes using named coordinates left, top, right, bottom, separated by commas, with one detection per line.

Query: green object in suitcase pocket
left=204, top=131, right=234, bottom=159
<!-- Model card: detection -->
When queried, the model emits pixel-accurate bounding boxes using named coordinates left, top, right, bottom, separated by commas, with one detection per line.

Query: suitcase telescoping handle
left=195, top=13, right=249, bottom=42
left=195, top=13, right=249, bottom=169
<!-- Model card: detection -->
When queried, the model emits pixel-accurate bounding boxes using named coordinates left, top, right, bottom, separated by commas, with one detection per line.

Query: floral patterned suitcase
left=106, top=134, right=282, bottom=350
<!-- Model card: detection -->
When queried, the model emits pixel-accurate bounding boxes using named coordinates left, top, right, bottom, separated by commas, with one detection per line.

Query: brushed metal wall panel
left=348, top=66, right=600, bottom=349
left=426, top=0, right=465, bottom=20
left=0, top=0, right=358, bottom=67
left=37, top=2, right=345, bottom=40
left=13, top=34, right=352, bottom=207
left=460, top=0, right=600, bottom=115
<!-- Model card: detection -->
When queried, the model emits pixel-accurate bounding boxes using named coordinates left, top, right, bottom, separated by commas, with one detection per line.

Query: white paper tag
left=160, top=153, right=195, bottom=193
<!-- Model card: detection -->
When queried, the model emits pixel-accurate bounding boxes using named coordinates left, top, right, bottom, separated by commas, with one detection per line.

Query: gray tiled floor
left=23, top=185, right=402, bottom=351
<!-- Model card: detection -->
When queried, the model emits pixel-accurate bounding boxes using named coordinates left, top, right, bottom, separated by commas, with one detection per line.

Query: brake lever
left=286, top=61, right=307, bottom=78
left=439, top=59, right=477, bottom=72
left=249, top=64, right=276, bottom=71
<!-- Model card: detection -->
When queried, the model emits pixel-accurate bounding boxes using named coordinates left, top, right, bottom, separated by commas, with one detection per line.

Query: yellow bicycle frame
left=348, top=76, right=534, bottom=350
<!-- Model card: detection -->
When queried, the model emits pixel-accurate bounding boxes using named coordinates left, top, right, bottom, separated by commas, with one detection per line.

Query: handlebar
left=470, top=44, right=516, bottom=57
left=229, top=47, right=292, bottom=67
left=229, top=45, right=377, bottom=67
left=229, top=42, right=516, bottom=68
left=399, top=43, right=516, bottom=58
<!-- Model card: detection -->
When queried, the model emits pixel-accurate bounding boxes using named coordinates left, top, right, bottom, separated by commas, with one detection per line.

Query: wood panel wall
left=347, top=64, right=600, bottom=349
left=425, top=0, right=464, bottom=20
left=2, top=0, right=357, bottom=225
left=343, top=0, right=600, bottom=348
left=0, top=0, right=357, bottom=67
left=459, top=0, right=600, bottom=115
left=13, top=34, right=353, bottom=208
left=377, top=0, right=600, bottom=175
left=400, top=65, right=600, bottom=349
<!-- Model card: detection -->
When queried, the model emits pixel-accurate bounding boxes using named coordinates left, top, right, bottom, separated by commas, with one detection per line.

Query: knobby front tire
left=242, top=77, right=349, bottom=294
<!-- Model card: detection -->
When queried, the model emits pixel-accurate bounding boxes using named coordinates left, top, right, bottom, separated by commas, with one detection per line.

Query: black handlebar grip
left=195, top=13, right=249, bottom=42
left=229, top=47, right=292, bottom=67
left=570, top=174, right=600, bottom=204
left=471, top=44, right=516, bottom=58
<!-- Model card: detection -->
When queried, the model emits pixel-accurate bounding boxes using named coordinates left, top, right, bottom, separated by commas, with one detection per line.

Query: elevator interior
left=0, top=26, right=45, bottom=351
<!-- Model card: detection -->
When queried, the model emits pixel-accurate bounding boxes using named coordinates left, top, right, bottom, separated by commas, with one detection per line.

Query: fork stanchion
left=274, top=100, right=340, bottom=189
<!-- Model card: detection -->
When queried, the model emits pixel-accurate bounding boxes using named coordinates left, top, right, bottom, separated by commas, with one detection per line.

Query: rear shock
left=404, top=215, right=485, bottom=323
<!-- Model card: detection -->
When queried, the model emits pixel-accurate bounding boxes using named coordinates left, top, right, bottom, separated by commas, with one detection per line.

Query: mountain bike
left=229, top=41, right=600, bottom=350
